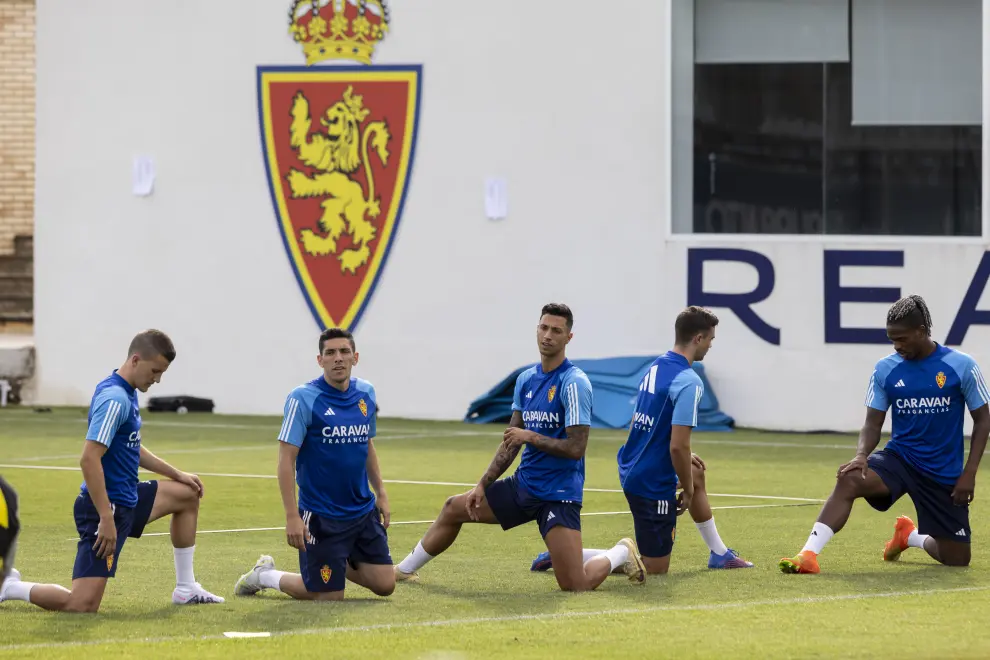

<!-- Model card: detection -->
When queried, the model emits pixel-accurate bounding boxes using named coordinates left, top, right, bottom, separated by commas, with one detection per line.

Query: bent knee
left=373, top=582, right=396, bottom=597
left=692, top=464, right=706, bottom=488
left=835, top=471, right=870, bottom=496
left=65, top=597, right=102, bottom=613
left=642, top=558, right=670, bottom=575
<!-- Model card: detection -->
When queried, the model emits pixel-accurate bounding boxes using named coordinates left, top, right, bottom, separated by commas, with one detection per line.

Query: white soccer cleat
left=618, top=538, right=646, bottom=584
left=0, top=568, right=21, bottom=602
left=394, top=566, right=419, bottom=583
left=172, top=583, right=225, bottom=605
left=234, top=554, right=276, bottom=596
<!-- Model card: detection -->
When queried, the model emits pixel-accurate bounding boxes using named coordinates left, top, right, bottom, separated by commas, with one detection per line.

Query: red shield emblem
left=320, top=564, right=332, bottom=584
left=258, top=66, right=421, bottom=330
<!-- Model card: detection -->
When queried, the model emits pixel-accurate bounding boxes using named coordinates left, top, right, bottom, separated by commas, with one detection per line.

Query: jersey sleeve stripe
left=692, top=385, right=702, bottom=427
left=278, top=398, right=299, bottom=441
left=972, top=366, right=990, bottom=405
left=648, top=366, right=658, bottom=395
left=96, top=400, right=121, bottom=445
left=864, top=370, right=878, bottom=407
left=566, top=381, right=576, bottom=426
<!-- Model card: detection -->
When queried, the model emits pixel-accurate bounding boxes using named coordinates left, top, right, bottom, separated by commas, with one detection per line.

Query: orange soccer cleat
left=778, top=550, right=820, bottom=574
left=883, top=516, right=917, bottom=562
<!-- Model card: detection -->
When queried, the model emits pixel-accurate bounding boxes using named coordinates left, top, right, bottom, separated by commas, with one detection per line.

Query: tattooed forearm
left=525, top=425, right=589, bottom=461
left=478, top=440, right=521, bottom=488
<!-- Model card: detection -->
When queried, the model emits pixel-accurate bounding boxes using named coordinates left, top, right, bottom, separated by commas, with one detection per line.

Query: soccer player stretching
left=0, top=330, right=224, bottom=611
left=781, top=295, right=990, bottom=574
left=234, top=328, right=394, bottom=601
left=394, top=303, right=646, bottom=591
left=530, top=307, right=752, bottom=575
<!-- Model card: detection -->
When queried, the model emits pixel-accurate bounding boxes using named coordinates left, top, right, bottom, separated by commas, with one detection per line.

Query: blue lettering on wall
left=946, top=251, right=990, bottom=346
left=823, top=250, right=903, bottom=344
left=687, top=248, right=780, bottom=346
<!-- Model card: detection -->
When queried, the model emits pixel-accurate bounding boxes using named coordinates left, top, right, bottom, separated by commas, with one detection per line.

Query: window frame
left=664, top=0, right=990, bottom=245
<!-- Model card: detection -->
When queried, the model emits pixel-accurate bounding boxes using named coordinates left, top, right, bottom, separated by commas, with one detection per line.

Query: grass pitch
left=1, top=408, right=988, bottom=658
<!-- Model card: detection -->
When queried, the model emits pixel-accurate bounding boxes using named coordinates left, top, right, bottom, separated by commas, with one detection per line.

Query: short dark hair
left=540, top=303, right=574, bottom=330
left=128, top=329, right=175, bottom=362
left=675, top=306, right=719, bottom=344
left=887, top=295, right=933, bottom=336
left=319, top=327, right=356, bottom=353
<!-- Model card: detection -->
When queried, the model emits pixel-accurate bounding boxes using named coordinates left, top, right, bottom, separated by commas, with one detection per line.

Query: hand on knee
left=692, top=465, right=706, bottom=491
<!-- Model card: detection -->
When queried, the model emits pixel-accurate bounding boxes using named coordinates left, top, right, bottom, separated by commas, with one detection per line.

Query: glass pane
left=823, top=63, right=982, bottom=236
left=693, top=63, right=824, bottom=234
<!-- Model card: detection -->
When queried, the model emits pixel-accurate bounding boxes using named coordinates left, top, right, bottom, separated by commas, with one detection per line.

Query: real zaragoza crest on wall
left=258, top=0, right=422, bottom=331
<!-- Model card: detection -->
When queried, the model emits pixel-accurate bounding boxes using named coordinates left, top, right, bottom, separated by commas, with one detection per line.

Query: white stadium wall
left=31, top=0, right=990, bottom=433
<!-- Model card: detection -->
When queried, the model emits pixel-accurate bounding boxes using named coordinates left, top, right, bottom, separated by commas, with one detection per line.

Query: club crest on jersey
left=107, top=554, right=114, bottom=572
left=548, top=385, right=557, bottom=403
left=936, top=372, right=947, bottom=389
left=258, top=1, right=422, bottom=333
left=358, top=398, right=369, bottom=417
left=320, top=564, right=332, bottom=584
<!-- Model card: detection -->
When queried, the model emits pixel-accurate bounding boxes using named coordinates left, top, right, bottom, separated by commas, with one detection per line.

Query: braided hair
left=886, top=295, right=933, bottom=337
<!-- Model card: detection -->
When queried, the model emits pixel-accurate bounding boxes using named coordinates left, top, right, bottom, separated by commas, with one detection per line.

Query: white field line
left=1, top=413, right=861, bottom=449
left=71, top=502, right=813, bottom=541
left=0, top=464, right=826, bottom=503
left=0, top=413, right=495, bottom=436
left=1, top=585, right=987, bottom=652
left=4, top=433, right=441, bottom=463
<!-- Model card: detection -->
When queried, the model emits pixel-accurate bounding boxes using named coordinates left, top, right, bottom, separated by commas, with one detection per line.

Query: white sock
left=908, top=530, right=930, bottom=549
left=174, top=546, right=196, bottom=588
left=259, top=569, right=287, bottom=591
left=801, top=522, right=834, bottom=555
left=603, top=543, right=630, bottom=571
left=583, top=549, right=607, bottom=562
left=2, top=580, right=35, bottom=603
left=695, top=518, right=729, bottom=555
left=397, top=541, right=434, bottom=574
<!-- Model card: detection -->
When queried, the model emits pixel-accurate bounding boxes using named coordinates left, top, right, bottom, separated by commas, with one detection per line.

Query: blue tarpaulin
left=463, top=356, right=734, bottom=432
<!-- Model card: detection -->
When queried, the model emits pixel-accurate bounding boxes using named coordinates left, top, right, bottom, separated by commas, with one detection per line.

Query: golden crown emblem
left=289, top=0, right=391, bottom=66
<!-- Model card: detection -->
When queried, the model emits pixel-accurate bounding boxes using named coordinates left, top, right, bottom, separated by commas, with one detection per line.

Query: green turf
left=1, top=408, right=988, bottom=658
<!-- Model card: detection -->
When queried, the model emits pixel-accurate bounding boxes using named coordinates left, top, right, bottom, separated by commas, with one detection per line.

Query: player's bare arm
left=366, top=439, right=390, bottom=528
left=464, top=412, right=524, bottom=520
left=277, top=441, right=305, bottom=550
left=953, top=403, right=990, bottom=505
left=839, top=407, right=887, bottom=479
left=79, top=440, right=116, bottom=560
left=477, top=411, right=525, bottom=489
left=505, top=424, right=589, bottom=461
left=138, top=446, right=204, bottom=497
left=670, top=425, right=694, bottom=514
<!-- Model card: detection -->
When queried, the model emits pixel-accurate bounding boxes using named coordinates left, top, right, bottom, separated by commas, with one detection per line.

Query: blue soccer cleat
left=530, top=551, right=552, bottom=572
left=708, top=548, right=754, bottom=569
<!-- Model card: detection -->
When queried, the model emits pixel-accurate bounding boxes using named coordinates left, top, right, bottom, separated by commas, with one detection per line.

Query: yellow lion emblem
left=286, top=86, right=391, bottom=274
left=936, top=372, right=946, bottom=389
left=359, top=399, right=368, bottom=417
left=320, top=564, right=331, bottom=584
left=548, top=385, right=557, bottom=403
left=107, top=554, right=114, bottom=571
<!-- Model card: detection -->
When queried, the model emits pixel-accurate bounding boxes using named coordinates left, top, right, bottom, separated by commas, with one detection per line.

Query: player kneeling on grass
left=780, top=295, right=990, bottom=574
left=530, top=307, right=752, bottom=575
left=394, top=303, right=647, bottom=592
left=0, top=330, right=224, bottom=612
left=0, top=475, right=20, bottom=594
left=235, top=328, right=394, bottom=601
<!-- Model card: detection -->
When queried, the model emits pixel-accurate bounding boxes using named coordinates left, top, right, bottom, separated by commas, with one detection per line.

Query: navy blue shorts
left=73, top=481, right=158, bottom=579
left=299, top=508, right=392, bottom=593
left=867, top=449, right=971, bottom=543
left=624, top=490, right=678, bottom=558
left=484, top=475, right=581, bottom=539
